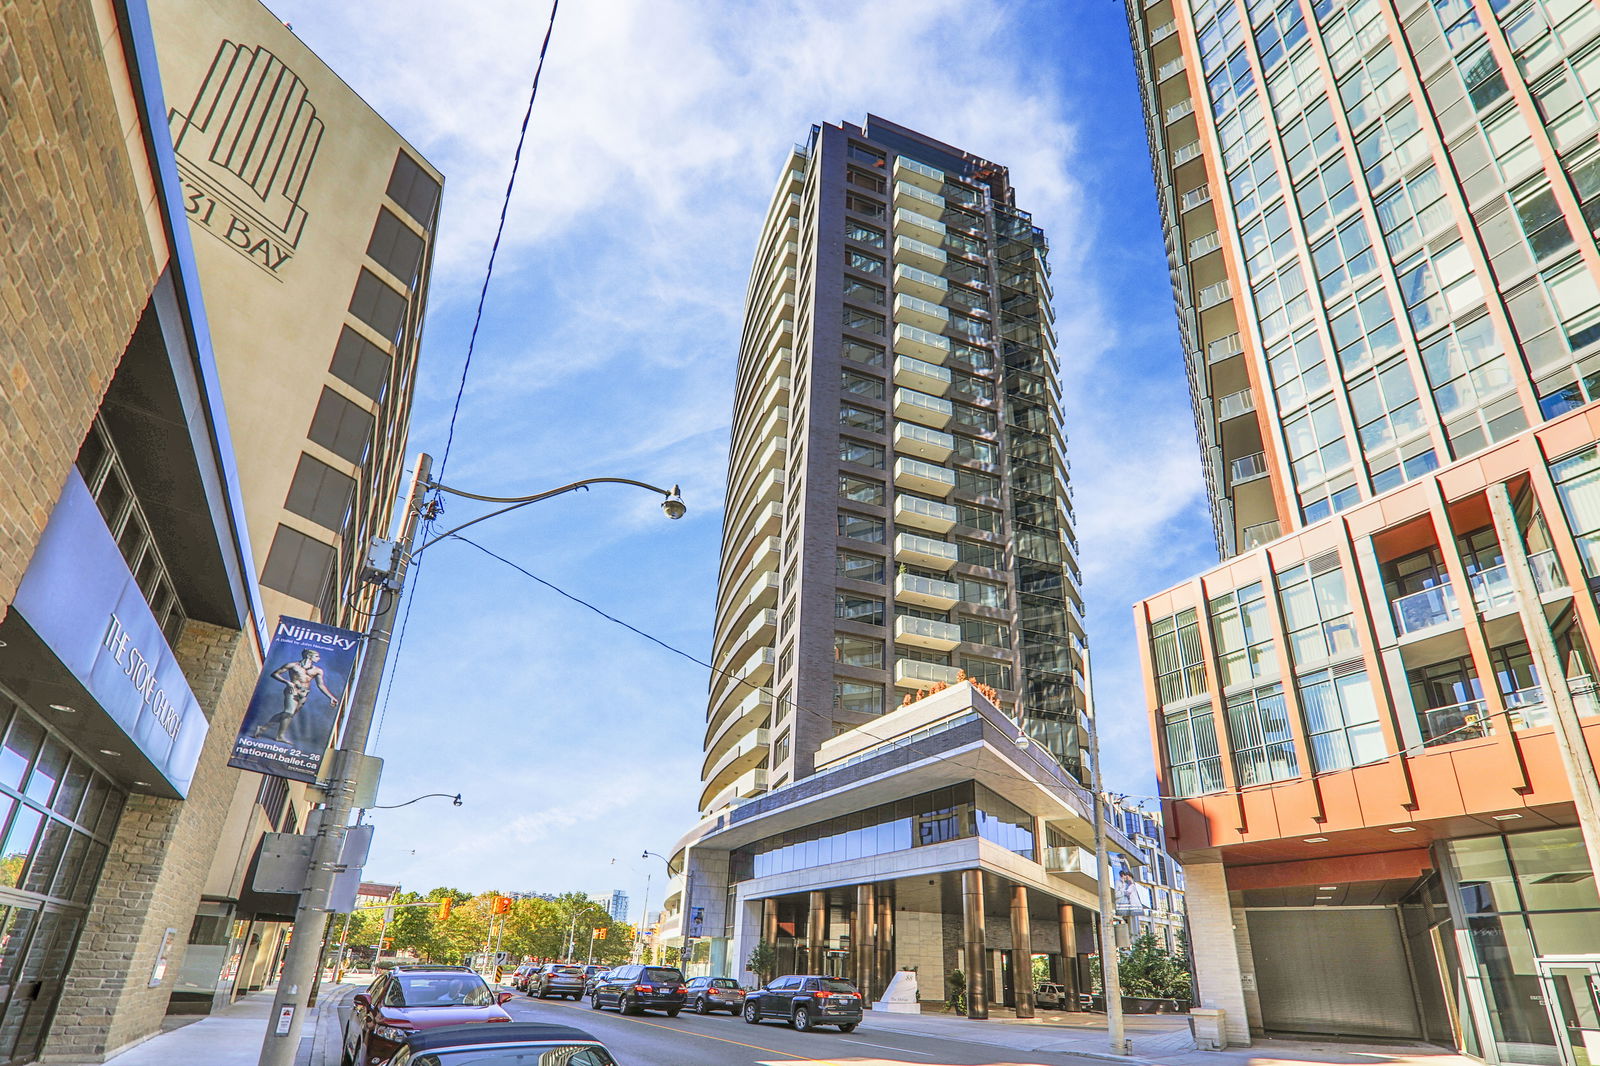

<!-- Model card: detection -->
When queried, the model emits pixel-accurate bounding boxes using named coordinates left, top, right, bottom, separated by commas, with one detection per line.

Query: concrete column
left=807, top=890, right=827, bottom=975
left=1057, top=901, right=1078, bottom=1002
left=762, top=898, right=778, bottom=946
left=962, top=869, right=988, bottom=1019
left=1185, top=860, right=1252, bottom=1046
left=1011, top=885, right=1035, bottom=1018
left=875, top=885, right=894, bottom=992
left=854, top=884, right=876, bottom=999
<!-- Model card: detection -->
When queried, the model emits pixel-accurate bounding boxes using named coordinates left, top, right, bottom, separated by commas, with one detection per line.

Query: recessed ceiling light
left=99, top=749, right=121, bottom=757
left=1492, top=813, right=1524, bottom=821
left=1318, top=886, right=1338, bottom=891
left=134, top=781, right=150, bottom=787
left=1304, top=836, right=1328, bottom=843
left=47, top=704, right=76, bottom=714
left=1315, top=896, right=1333, bottom=901
left=1389, top=826, right=1418, bottom=833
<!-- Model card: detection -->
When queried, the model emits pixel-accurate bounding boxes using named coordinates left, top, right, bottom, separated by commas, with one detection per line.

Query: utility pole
left=633, top=872, right=651, bottom=964
left=257, top=455, right=432, bottom=1066
left=1085, top=650, right=1129, bottom=1056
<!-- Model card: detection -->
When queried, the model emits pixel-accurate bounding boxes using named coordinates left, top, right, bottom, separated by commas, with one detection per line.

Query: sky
left=263, top=0, right=1222, bottom=911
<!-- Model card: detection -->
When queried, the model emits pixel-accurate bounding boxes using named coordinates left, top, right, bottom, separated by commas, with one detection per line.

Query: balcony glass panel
left=1469, top=565, right=1519, bottom=614
left=1418, top=699, right=1491, bottom=746
left=1391, top=583, right=1460, bottom=636
left=1229, top=451, right=1268, bottom=485
left=1218, top=388, right=1255, bottom=420
left=1529, top=550, right=1569, bottom=595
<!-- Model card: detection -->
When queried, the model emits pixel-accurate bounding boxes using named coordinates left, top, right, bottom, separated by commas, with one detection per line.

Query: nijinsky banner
left=228, top=616, right=362, bottom=783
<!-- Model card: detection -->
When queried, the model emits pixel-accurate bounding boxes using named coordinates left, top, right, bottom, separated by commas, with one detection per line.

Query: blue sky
left=263, top=0, right=1220, bottom=908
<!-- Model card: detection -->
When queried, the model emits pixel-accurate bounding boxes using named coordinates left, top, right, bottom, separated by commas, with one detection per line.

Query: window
left=843, top=277, right=885, bottom=306
left=958, top=503, right=1001, bottom=532
left=839, top=402, right=884, bottom=433
left=841, top=369, right=885, bottom=400
left=1373, top=167, right=1450, bottom=257
left=1298, top=665, right=1384, bottom=771
left=1283, top=396, right=1351, bottom=491
left=1328, top=281, right=1400, bottom=374
left=1276, top=555, right=1358, bottom=665
left=845, top=221, right=886, bottom=249
left=842, top=338, right=884, bottom=366
left=329, top=326, right=391, bottom=401
left=1209, top=582, right=1275, bottom=686
left=956, top=469, right=999, bottom=497
left=365, top=208, right=425, bottom=288
left=1164, top=703, right=1222, bottom=797
left=958, top=577, right=1006, bottom=609
left=1550, top=444, right=1600, bottom=576
left=848, top=142, right=885, bottom=168
left=960, top=618, right=1011, bottom=649
left=284, top=454, right=356, bottom=531
left=838, top=474, right=884, bottom=505
left=835, top=594, right=884, bottom=626
left=385, top=150, right=441, bottom=228
left=843, top=307, right=884, bottom=336
left=1512, top=176, right=1576, bottom=260
left=1397, top=239, right=1484, bottom=335
left=845, top=192, right=885, bottom=219
left=839, top=438, right=884, bottom=468
left=1151, top=609, right=1207, bottom=705
left=1226, top=684, right=1299, bottom=785
left=834, top=634, right=884, bottom=668
left=260, top=525, right=335, bottom=604
left=836, top=550, right=885, bottom=583
left=837, top=511, right=885, bottom=543
left=961, top=657, right=1013, bottom=690
left=1420, top=316, right=1519, bottom=451
left=308, top=388, right=374, bottom=464
left=834, top=680, right=884, bottom=715
left=1349, top=357, right=1427, bottom=458
left=847, top=166, right=886, bottom=193
left=1310, top=216, right=1379, bottom=301
left=773, top=731, right=791, bottom=765
left=957, top=538, right=1003, bottom=569
left=348, top=269, right=407, bottom=345
left=847, top=250, right=885, bottom=276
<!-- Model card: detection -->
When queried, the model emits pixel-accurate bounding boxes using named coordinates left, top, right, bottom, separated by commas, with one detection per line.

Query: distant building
left=1106, top=800, right=1185, bottom=954
left=589, top=890, right=629, bottom=921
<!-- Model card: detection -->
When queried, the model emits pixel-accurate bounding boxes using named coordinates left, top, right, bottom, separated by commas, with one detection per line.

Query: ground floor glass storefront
left=0, top=689, right=123, bottom=1065
left=1444, top=828, right=1600, bottom=1066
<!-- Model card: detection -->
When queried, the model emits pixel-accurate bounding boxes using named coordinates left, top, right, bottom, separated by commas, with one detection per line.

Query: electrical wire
left=435, top=0, right=560, bottom=483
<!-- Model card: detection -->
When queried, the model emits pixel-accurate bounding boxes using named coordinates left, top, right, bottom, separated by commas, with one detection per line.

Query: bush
left=1090, top=932, right=1191, bottom=1000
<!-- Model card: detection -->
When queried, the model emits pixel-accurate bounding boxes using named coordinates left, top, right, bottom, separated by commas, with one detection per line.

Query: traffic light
left=437, top=898, right=453, bottom=921
left=593, top=927, right=606, bottom=940
left=492, top=896, right=511, bottom=915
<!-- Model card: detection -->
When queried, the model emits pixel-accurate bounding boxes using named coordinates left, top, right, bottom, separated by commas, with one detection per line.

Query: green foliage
left=1031, top=954, right=1051, bottom=986
left=945, top=968, right=967, bottom=1014
left=746, top=939, right=777, bottom=982
left=342, top=888, right=634, bottom=967
left=1090, top=932, right=1192, bottom=1000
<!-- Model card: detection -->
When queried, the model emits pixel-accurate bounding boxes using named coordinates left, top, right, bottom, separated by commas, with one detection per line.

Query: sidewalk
left=864, top=1008, right=1479, bottom=1066
left=89, top=979, right=357, bottom=1066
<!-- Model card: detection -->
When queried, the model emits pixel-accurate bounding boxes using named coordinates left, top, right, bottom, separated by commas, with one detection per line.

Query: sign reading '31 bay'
left=168, top=40, right=323, bottom=279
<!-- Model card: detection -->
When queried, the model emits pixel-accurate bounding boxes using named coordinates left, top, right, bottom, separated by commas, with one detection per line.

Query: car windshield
left=818, top=979, right=857, bottom=992
left=393, top=974, right=493, bottom=1007
left=710, top=979, right=738, bottom=989
left=415, top=1047, right=616, bottom=1066
left=642, top=967, right=683, bottom=984
left=554, top=966, right=584, bottom=975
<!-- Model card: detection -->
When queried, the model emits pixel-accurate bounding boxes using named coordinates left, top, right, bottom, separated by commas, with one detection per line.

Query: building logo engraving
left=169, top=40, right=324, bottom=278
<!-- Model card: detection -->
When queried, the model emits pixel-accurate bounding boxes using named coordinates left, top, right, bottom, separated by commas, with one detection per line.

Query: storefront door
left=1537, top=958, right=1600, bottom=1066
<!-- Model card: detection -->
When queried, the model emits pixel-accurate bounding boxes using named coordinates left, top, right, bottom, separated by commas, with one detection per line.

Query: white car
left=1035, top=982, right=1068, bottom=1009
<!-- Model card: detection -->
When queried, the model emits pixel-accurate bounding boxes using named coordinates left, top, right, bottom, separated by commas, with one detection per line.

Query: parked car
left=1034, top=982, right=1069, bottom=1009
left=388, top=1022, right=617, bottom=1066
left=342, top=965, right=514, bottom=1066
left=508, top=965, right=538, bottom=992
left=588, top=963, right=687, bottom=1016
left=533, top=964, right=591, bottom=1000
left=583, top=968, right=613, bottom=996
left=742, top=975, right=862, bottom=1033
left=685, top=976, right=746, bottom=1015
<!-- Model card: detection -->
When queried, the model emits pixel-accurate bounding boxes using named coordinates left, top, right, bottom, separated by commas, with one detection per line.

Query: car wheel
left=838, top=1022, right=859, bottom=1033
left=589, top=991, right=602, bottom=1010
left=621, top=994, right=640, bottom=1016
left=743, top=1000, right=761, bottom=1024
left=792, top=1006, right=813, bottom=1032
left=666, top=1008, right=681, bottom=1018
left=695, top=996, right=709, bottom=1015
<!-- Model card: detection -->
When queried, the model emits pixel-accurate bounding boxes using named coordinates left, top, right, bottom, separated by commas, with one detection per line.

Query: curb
left=861, top=1019, right=1167, bottom=1065
left=308, top=982, right=358, bottom=1066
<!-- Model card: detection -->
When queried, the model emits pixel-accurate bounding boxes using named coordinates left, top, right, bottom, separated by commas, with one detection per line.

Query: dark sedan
left=685, top=976, right=746, bottom=1014
left=388, top=1022, right=616, bottom=1066
left=342, top=966, right=514, bottom=1066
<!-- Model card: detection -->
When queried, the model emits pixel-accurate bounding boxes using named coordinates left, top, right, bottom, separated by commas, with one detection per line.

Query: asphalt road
left=500, top=988, right=1101, bottom=1066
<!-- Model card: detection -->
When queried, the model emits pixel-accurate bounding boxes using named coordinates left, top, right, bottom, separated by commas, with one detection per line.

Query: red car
left=342, top=966, right=514, bottom=1066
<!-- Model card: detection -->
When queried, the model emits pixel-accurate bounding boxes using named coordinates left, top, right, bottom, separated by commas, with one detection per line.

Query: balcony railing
left=894, top=614, right=961, bottom=649
left=1217, top=388, right=1255, bottom=421
left=1172, top=140, right=1203, bottom=166
left=894, top=532, right=958, bottom=568
left=895, top=658, right=963, bottom=688
left=895, top=572, right=960, bottom=609
left=1164, top=97, right=1194, bottom=123
left=1150, top=20, right=1177, bottom=43
left=1529, top=549, right=1570, bottom=596
left=1157, top=55, right=1187, bottom=80
left=1198, top=279, right=1232, bottom=308
left=1179, top=184, right=1212, bottom=212
left=1188, top=230, right=1222, bottom=258
left=1207, top=332, right=1244, bottom=362
left=894, top=421, right=955, bottom=460
left=1469, top=565, right=1519, bottom=615
left=1229, top=450, right=1268, bottom=486
left=894, top=263, right=948, bottom=299
left=1241, top=520, right=1281, bottom=550
left=1419, top=699, right=1491, bottom=747
left=1391, top=583, right=1460, bottom=637
left=1506, top=686, right=1553, bottom=727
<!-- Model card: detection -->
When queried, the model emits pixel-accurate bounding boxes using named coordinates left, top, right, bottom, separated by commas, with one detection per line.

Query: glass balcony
left=893, top=353, right=952, bottom=395
left=1172, top=141, right=1203, bottom=166
left=1150, top=21, right=1177, bottom=43
left=1241, top=520, right=1281, bottom=549
left=1042, top=845, right=1097, bottom=879
left=894, top=456, right=956, bottom=496
left=894, top=235, right=947, bottom=272
left=894, top=180, right=945, bottom=219
left=895, top=572, right=960, bottom=609
left=1157, top=55, right=1186, bottom=80
left=1391, top=583, right=1460, bottom=637
left=1229, top=450, right=1268, bottom=486
left=894, top=614, right=961, bottom=651
left=895, top=493, right=958, bottom=533
left=894, top=658, right=963, bottom=689
left=1506, top=686, right=1553, bottom=727
left=1164, top=96, right=1194, bottom=123
left=1207, top=332, right=1244, bottom=362
left=893, top=421, right=954, bottom=462
left=1217, top=388, right=1255, bottom=421
left=1180, top=184, right=1212, bottom=212
left=894, top=532, right=958, bottom=571
left=894, top=387, right=954, bottom=429
left=1529, top=550, right=1570, bottom=596
left=1418, top=699, right=1490, bottom=747
left=1188, top=230, right=1222, bottom=258
left=1469, top=565, right=1519, bottom=615
left=894, top=293, right=951, bottom=333
left=1198, top=279, right=1232, bottom=308
left=895, top=207, right=945, bottom=245
left=894, top=324, right=952, bottom=365
left=894, top=156, right=944, bottom=193
left=894, top=263, right=948, bottom=301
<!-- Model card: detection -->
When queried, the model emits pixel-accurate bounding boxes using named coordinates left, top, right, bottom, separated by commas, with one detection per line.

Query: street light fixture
left=259, top=455, right=686, bottom=1066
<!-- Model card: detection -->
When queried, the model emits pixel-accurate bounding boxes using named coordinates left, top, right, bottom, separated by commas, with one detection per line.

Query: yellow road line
left=610, top=1013, right=852, bottom=1065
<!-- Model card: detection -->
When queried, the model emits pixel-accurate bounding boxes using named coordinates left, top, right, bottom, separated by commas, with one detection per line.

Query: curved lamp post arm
left=370, top=792, right=463, bottom=810
left=417, top=477, right=683, bottom=555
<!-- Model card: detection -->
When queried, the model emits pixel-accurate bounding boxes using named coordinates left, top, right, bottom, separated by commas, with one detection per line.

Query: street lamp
left=259, top=454, right=686, bottom=1066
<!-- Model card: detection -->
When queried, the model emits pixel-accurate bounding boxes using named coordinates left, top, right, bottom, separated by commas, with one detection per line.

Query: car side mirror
left=496, top=991, right=514, bottom=1005
left=353, top=993, right=371, bottom=1009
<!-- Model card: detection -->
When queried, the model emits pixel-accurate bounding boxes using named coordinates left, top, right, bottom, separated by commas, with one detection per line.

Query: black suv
left=743, top=975, right=863, bottom=1032
left=588, top=964, right=687, bottom=1016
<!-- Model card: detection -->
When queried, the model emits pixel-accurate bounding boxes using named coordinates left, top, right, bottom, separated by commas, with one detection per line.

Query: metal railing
left=1391, top=583, right=1459, bottom=636
left=1229, top=450, right=1268, bottom=486
left=1207, top=332, right=1244, bottom=362
left=1172, top=141, right=1203, bottom=166
left=1188, top=230, right=1222, bottom=258
left=1241, top=520, right=1281, bottom=549
left=1418, top=699, right=1490, bottom=747
left=1218, top=388, right=1255, bottom=420
left=1198, top=279, right=1232, bottom=308
left=1164, top=96, right=1194, bottom=123
left=1469, top=564, right=1518, bottom=614
left=1180, top=183, right=1212, bottom=211
left=1528, top=549, right=1569, bottom=596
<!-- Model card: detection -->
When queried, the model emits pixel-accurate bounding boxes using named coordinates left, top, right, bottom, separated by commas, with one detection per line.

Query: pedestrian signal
left=438, top=898, right=454, bottom=921
left=492, top=896, right=511, bottom=915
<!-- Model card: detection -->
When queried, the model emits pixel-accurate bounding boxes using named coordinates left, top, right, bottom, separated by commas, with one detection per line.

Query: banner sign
left=228, top=617, right=361, bottom=783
